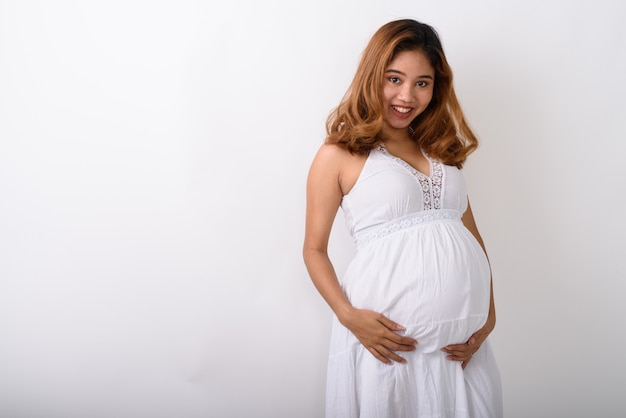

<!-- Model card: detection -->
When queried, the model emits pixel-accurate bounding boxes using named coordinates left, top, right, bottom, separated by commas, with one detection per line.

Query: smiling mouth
left=392, top=105, right=413, bottom=114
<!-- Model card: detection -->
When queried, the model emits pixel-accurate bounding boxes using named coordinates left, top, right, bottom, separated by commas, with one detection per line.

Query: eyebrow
left=385, top=69, right=434, bottom=79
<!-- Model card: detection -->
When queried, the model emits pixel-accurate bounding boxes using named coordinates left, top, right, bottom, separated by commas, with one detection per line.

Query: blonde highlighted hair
left=325, top=19, right=477, bottom=168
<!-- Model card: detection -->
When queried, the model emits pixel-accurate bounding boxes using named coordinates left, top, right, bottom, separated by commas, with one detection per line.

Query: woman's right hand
left=339, top=308, right=417, bottom=364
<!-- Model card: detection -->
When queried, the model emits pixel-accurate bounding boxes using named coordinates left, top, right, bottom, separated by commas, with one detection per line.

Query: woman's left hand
left=441, top=329, right=488, bottom=369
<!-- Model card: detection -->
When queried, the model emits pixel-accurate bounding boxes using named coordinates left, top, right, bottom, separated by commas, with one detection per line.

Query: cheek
left=420, top=90, right=434, bottom=106
left=381, top=87, right=394, bottom=103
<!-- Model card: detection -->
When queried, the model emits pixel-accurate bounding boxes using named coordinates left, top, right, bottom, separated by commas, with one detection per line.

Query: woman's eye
left=389, top=77, right=401, bottom=84
left=416, top=80, right=428, bottom=87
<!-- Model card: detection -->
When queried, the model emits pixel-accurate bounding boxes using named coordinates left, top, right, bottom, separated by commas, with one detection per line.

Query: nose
left=397, top=83, right=415, bottom=103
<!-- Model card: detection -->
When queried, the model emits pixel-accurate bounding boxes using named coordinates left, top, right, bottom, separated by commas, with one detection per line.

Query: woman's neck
left=380, top=126, right=413, bottom=146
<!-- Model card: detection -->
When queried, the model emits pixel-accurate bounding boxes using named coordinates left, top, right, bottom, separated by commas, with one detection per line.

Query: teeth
left=393, top=106, right=412, bottom=114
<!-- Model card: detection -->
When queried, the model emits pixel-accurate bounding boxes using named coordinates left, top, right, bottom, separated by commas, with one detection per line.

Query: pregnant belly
left=343, top=222, right=491, bottom=350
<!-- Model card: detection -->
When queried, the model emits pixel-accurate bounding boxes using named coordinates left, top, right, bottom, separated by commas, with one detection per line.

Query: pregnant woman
left=303, top=19, right=503, bottom=418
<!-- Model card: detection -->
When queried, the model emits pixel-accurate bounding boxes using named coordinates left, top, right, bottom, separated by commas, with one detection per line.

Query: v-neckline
left=376, top=142, right=432, bottom=178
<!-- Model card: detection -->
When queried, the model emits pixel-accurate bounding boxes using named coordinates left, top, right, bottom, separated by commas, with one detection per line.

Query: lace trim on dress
left=376, top=143, right=444, bottom=210
left=354, top=209, right=460, bottom=248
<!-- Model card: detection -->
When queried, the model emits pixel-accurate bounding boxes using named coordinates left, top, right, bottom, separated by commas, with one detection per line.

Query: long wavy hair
left=325, top=19, right=478, bottom=168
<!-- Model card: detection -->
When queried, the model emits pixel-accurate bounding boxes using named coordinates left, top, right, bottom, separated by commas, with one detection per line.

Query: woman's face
left=381, top=49, right=435, bottom=134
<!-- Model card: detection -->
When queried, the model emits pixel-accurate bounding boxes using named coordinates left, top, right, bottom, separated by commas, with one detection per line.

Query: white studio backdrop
left=0, top=0, right=624, bottom=417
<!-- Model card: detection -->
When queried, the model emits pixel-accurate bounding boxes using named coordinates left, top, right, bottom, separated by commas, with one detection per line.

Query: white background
left=1, top=0, right=625, bottom=417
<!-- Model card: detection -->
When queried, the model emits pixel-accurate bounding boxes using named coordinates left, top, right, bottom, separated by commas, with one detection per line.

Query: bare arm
left=302, top=144, right=353, bottom=319
left=303, top=144, right=417, bottom=364
left=441, top=200, right=496, bottom=368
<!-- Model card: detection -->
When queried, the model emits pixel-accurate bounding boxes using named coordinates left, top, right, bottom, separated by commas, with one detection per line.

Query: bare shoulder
left=308, top=143, right=352, bottom=179
left=309, top=143, right=366, bottom=195
left=312, top=143, right=353, bottom=165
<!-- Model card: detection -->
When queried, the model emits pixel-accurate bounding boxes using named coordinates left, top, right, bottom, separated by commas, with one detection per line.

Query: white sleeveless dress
left=326, top=144, right=503, bottom=418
